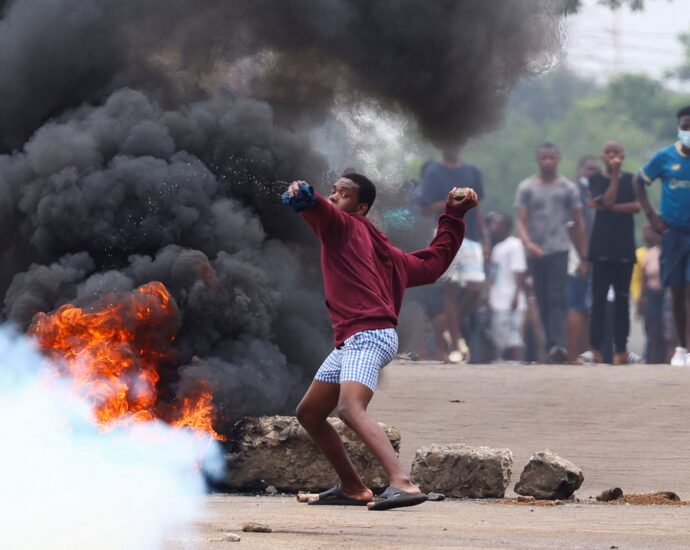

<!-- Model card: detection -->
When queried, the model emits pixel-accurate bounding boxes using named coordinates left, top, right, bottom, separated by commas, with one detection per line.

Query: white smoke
left=0, top=327, right=223, bottom=550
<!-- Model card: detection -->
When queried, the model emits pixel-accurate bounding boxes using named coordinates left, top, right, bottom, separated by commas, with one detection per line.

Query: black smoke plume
left=0, top=0, right=561, bottom=433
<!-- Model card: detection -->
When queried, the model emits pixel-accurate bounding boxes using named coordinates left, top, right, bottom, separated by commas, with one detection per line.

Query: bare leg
left=431, top=313, right=449, bottom=361
left=460, top=282, right=482, bottom=324
left=334, top=381, right=420, bottom=509
left=567, top=310, right=588, bottom=363
left=444, top=283, right=462, bottom=354
left=459, top=282, right=481, bottom=361
left=295, top=381, right=372, bottom=501
left=671, top=286, right=687, bottom=348
left=525, top=295, right=547, bottom=363
left=579, top=313, right=590, bottom=359
left=504, top=346, right=523, bottom=362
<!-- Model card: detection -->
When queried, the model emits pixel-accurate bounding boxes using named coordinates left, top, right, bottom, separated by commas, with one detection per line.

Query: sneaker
left=614, top=351, right=644, bottom=365
left=548, top=346, right=568, bottom=364
left=457, top=338, right=470, bottom=362
left=670, top=347, right=688, bottom=367
left=628, top=351, right=644, bottom=364
left=447, top=350, right=464, bottom=364
left=577, top=349, right=603, bottom=364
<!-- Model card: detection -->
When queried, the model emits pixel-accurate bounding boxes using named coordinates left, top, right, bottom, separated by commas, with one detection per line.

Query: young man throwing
left=635, top=106, right=690, bottom=366
left=283, top=173, right=478, bottom=510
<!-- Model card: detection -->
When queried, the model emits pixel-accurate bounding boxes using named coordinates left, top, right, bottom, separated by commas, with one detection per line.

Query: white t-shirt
left=489, top=236, right=527, bottom=311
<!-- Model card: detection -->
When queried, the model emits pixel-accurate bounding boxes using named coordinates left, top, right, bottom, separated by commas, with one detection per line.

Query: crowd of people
left=407, top=105, right=690, bottom=366
left=282, top=106, right=688, bottom=511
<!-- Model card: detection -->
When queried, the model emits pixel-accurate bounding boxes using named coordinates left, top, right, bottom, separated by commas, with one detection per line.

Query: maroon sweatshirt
left=301, top=193, right=466, bottom=346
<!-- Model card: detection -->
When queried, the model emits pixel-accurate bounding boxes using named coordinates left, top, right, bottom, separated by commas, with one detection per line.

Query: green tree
left=594, top=74, right=687, bottom=139
left=455, top=68, right=684, bottom=214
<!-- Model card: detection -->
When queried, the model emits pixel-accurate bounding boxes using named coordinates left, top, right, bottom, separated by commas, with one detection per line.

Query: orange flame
left=29, top=282, right=224, bottom=440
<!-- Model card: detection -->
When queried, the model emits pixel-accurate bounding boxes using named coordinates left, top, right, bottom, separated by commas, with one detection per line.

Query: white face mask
left=679, top=129, right=690, bottom=147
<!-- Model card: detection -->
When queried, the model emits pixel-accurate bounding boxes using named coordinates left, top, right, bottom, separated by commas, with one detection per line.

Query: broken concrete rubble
left=410, top=443, right=513, bottom=498
left=514, top=449, right=584, bottom=500
left=225, top=415, right=400, bottom=492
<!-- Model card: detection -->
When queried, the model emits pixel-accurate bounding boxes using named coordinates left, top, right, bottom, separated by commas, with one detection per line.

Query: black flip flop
left=367, top=486, right=428, bottom=511
left=307, top=486, right=371, bottom=506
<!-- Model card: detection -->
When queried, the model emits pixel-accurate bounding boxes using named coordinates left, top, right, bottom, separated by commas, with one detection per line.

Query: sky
left=564, top=0, right=690, bottom=83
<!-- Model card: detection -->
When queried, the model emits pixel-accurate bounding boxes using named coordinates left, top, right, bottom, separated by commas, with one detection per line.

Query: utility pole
left=611, top=8, right=623, bottom=75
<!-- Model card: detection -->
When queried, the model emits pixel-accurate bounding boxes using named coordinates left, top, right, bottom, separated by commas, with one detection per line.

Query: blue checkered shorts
left=315, top=329, right=398, bottom=391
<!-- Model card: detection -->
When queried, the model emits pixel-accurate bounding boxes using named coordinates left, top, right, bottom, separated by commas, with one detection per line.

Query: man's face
left=578, top=158, right=600, bottom=180
left=601, top=141, right=625, bottom=165
left=328, top=177, right=367, bottom=215
left=679, top=115, right=690, bottom=132
left=536, top=148, right=560, bottom=175
left=489, top=215, right=508, bottom=241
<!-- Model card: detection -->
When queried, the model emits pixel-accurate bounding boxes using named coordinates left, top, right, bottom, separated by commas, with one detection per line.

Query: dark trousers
left=529, top=251, right=568, bottom=350
left=590, top=260, right=634, bottom=353
left=644, top=288, right=666, bottom=363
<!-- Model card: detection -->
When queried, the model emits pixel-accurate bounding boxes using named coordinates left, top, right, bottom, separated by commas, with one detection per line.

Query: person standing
left=581, top=141, right=640, bottom=364
left=634, top=225, right=668, bottom=363
left=566, top=155, right=600, bottom=362
left=416, top=146, right=488, bottom=362
left=488, top=213, right=527, bottom=362
left=634, top=106, right=690, bottom=366
left=515, top=143, right=588, bottom=363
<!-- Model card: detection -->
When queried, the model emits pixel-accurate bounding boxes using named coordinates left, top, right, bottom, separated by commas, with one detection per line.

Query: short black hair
left=677, top=106, right=690, bottom=119
left=492, top=211, right=513, bottom=233
left=577, top=154, right=597, bottom=168
left=538, top=142, right=560, bottom=155
left=342, top=172, right=376, bottom=214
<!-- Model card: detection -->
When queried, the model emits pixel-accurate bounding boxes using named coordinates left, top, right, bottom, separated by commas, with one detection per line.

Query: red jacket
left=301, top=194, right=466, bottom=346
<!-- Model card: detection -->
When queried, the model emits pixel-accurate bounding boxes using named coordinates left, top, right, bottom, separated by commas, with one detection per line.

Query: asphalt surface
left=166, top=360, right=690, bottom=549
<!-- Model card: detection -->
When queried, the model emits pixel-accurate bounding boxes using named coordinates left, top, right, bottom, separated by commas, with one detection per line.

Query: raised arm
left=283, top=180, right=353, bottom=241
left=405, top=188, right=477, bottom=287
left=600, top=157, right=621, bottom=208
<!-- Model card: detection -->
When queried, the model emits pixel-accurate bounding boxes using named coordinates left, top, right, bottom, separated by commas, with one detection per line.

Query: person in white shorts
left=441, top=238, right=486, bottom=362
left=488, top=213, right=527, bottom=361
left=415, top=147, right=488, bottom=362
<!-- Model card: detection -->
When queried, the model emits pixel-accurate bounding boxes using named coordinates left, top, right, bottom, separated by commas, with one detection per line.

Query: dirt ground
left=166, top=361, right=690, bottom=549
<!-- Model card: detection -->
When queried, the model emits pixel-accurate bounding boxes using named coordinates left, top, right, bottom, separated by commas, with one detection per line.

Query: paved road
left=166, top=361, right=690, bottom=549
left=373, top=361, right=690, bottom=497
